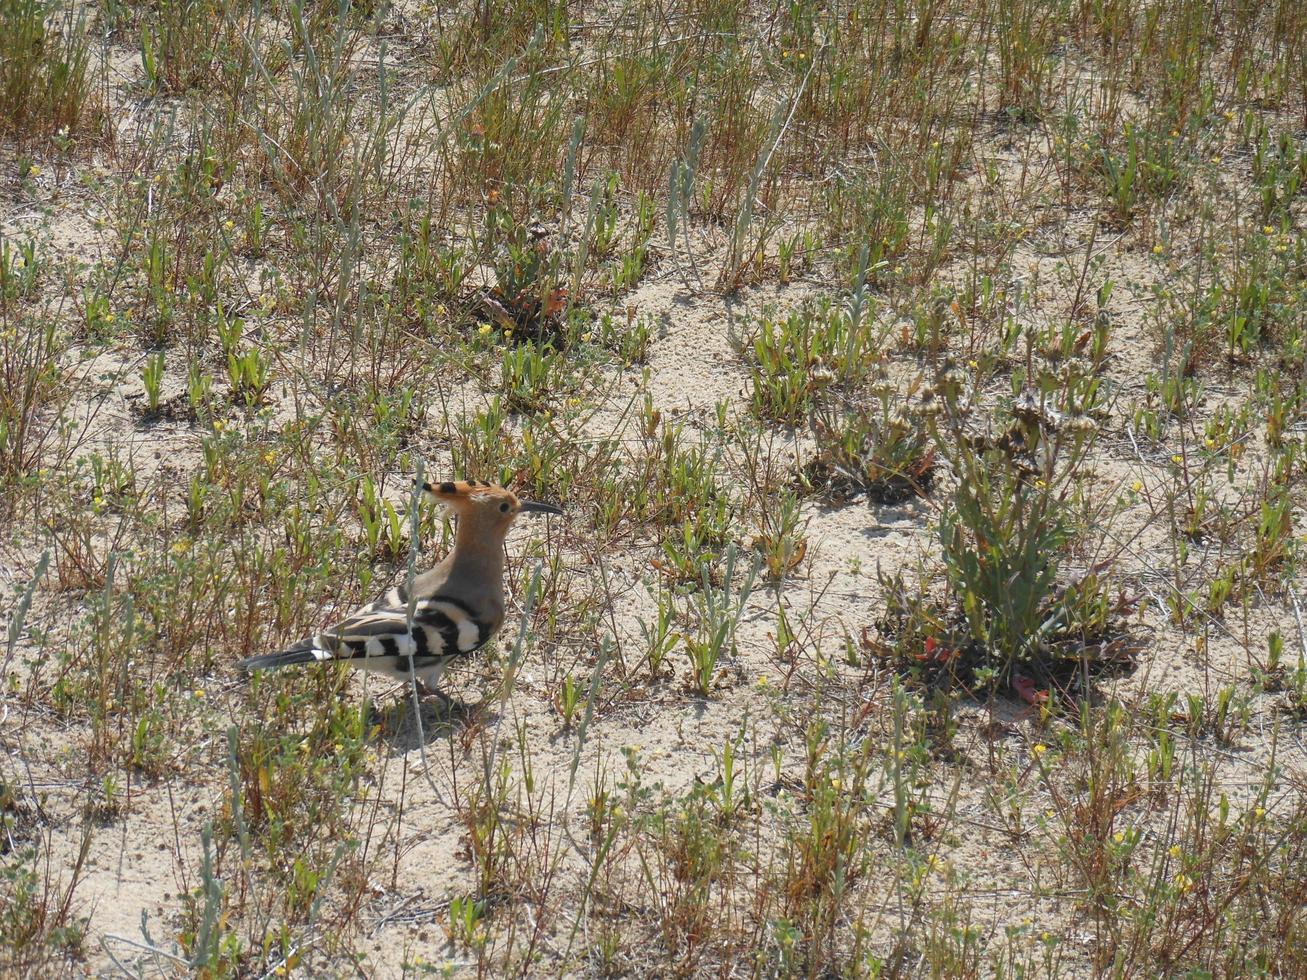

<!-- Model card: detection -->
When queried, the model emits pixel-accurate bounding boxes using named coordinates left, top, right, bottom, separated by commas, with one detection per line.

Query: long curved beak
left=519, top=499, right=564, bottom=515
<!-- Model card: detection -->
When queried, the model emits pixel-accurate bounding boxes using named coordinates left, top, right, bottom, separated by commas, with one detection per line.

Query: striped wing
left=314, top=595, right=494, bottom=668
left=236, top=595, right=496, bottom=687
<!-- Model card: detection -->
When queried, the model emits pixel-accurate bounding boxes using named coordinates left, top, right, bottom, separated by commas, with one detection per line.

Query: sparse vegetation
left=2, top=0, right=1306, bottom=975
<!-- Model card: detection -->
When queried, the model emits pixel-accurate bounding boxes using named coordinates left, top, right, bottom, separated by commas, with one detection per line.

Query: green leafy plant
left=802, top=379, right=935, bottom=503
left=142, top=352, right=164, bottom=416
left=744, top=295, right=881, bottom=422
left=226, top=347, right=271, bottom=406
left=683, top=543, right=759, bottom=696
left=924, top=365, right=1121, bottom=690
left=0, top=0, right=101, bottom=142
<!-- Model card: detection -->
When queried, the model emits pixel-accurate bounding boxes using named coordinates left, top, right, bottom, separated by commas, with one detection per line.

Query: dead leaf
left=1012, top=672, right=1048, bottom=705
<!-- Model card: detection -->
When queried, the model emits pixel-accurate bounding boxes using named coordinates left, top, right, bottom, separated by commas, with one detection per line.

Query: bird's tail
left=236, top=638, right=327, bottom=672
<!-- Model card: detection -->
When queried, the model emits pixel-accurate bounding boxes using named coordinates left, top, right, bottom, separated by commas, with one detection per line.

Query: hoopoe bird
left=236, top=480, right=562, bottom=694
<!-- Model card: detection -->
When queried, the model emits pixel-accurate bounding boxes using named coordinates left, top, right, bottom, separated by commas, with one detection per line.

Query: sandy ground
left=3, top=8, right=1305, bottom=978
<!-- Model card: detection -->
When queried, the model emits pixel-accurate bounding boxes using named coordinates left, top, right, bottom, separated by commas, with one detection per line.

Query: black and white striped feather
left=237, top=592, right=496, bottom=689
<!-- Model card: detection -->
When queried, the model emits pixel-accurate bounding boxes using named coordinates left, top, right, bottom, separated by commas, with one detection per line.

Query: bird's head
left=419, top=479, right=563, bottom=532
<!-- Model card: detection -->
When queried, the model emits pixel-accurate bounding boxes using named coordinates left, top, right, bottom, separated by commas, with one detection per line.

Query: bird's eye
left=499, top=502, right=510, bottom=513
